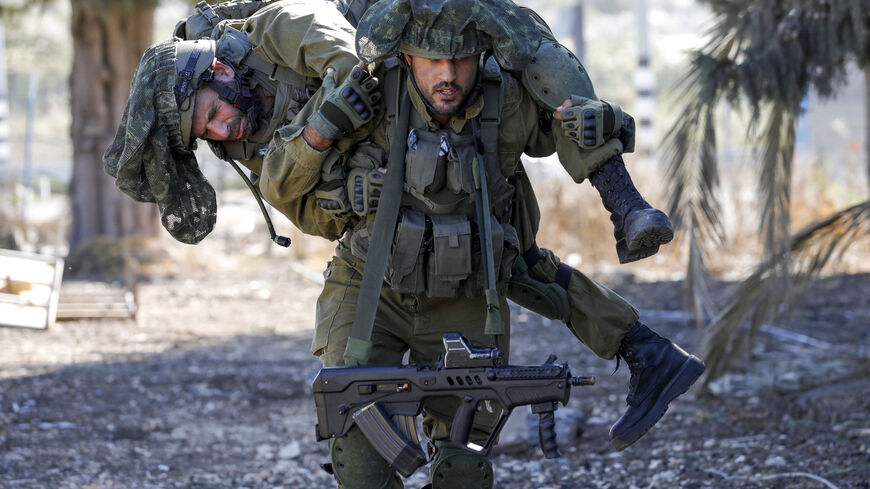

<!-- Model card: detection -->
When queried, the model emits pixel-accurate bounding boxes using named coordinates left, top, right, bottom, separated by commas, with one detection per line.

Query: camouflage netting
left=355, top=0, right=541, bottom=70
left=103, top=39, right=217, bottom=245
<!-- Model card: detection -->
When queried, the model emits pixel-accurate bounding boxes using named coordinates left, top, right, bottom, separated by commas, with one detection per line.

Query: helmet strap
left=175, top=45, right=213, bottom=111
left=205, top=67, right=261, bottom=134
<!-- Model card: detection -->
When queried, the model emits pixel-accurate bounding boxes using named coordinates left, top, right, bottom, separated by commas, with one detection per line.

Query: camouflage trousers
left=310, top=243, right=637, bottom=488
left=312, top=244, right=511, bottom=489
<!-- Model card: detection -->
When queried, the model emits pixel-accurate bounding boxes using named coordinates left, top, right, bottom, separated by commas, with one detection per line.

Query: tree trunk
left=866, top=66, right=870, bottom=197
left=68, top=1, right=159, bottom=253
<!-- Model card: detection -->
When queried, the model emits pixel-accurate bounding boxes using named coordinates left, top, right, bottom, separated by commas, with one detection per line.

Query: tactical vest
left=349, top=57, right=519, bottom=299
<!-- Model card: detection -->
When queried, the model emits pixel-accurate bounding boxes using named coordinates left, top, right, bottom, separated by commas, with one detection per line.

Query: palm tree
left=664, top=0, right=870, bottom=382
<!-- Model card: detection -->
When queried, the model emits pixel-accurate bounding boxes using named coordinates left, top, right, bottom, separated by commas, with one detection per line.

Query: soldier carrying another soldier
left=103, top=1, right=704, bottom=488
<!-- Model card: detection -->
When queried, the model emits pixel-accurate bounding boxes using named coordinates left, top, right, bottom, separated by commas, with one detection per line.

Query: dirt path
left=2, top=259, right=869, bottom=489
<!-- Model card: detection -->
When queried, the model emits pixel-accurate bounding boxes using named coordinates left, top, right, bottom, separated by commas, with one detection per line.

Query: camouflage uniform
left=105, top=2, right=702, bottom=487
left=254, top=1, right=645, bottom=488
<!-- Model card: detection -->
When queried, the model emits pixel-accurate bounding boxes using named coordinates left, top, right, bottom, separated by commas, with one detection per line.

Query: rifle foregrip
left=538, top=411, right=560, bottom=459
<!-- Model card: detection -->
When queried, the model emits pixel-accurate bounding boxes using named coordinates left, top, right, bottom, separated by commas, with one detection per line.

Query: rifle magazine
left=353, top=403, right=426, bottom=477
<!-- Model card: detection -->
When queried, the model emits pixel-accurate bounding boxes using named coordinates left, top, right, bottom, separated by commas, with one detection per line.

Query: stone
left=277, top=441, right=301, bottom=459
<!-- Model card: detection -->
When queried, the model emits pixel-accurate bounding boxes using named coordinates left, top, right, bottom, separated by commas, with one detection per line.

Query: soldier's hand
left=554, top=96, right=624, bottom=150
left=347, top=167, right=385, bottom=216
left=315, top=180, right=353, bottom=219
left=308, top=65, right=382, bottom=142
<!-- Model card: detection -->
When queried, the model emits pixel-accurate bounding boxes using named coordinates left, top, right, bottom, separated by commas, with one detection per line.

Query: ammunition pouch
left=349, top=209, right=517, bottom=299
left=427, top=214, right=473, bottom=297
left=405, top=128, right=449, bottom=195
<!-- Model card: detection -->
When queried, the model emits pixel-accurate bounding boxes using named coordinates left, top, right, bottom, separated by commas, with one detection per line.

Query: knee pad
left=329, top=426, right=399, bottom=489
left=429, top=442, right=493, bottom=489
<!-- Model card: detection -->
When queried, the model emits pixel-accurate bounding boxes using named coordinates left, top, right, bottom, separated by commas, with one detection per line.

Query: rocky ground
left=2, top=251, right=870, bottom=489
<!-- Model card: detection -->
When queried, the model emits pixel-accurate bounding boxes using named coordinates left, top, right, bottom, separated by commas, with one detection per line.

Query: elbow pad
left=520, top=40, right=597, bottom=111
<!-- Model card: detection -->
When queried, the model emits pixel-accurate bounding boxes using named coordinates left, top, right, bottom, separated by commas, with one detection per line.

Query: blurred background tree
left=67, top=0, right=160, bottom=253
left=663, top=0, right=870, bottom=382
left=0, top=0, right=198, bottom=254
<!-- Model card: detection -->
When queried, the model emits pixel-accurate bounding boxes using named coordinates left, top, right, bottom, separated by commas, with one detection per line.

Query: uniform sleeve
left=257, top=121, right=357, bottom=240
left=502, top=73, right=624, bottom=183
left=244, top=0, right=359, bottom=83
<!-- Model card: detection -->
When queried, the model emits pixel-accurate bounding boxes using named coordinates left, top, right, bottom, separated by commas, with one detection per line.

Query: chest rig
left=350, top=56, right=519, bottom=300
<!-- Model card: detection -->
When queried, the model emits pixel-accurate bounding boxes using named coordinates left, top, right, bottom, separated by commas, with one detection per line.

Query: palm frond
left=664, top=0, right=870, bottom=379
left=701, top=200, right=870, bottom=384
left=685, top=222, right=717, bottom=336
left=757, top=104, right=797, bottom=296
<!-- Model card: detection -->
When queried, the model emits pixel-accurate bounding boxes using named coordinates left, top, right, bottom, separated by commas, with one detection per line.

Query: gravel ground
left=2, top=253, right=869, bottom=489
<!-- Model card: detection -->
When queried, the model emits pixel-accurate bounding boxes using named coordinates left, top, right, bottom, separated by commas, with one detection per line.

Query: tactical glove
left=560, top=96, right=624, bottom=150
left=315, top=182, right=353, bottom=219
left=308, top=65, right=381, bottom=141
left=315, top=152, right=353, bottom=219
left=347, top=167, right=383, bottom=216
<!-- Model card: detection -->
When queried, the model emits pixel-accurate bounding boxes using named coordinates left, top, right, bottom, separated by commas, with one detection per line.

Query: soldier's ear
left=211, top=61, right=236, bottom=82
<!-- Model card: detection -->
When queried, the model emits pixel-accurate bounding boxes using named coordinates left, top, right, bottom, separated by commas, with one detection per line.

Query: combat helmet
left=103, top=38, right=218, bottom=245
left=355, top=0, right=541, bottom=70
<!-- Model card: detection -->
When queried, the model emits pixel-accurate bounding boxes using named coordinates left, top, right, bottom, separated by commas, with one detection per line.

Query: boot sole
left=618, top=227, right=673, bottom=263
left=618, top=212, right=675, bottom=263
left=610, top=356, right=705, bottom=451
left=628, top=225, right=674, bottom=252
left=617, top=242, right=659, bottom=264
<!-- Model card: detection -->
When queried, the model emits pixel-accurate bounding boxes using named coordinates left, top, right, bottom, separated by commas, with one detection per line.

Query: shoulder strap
left=212, top=24, right=310, bottom=97
left=195, top=1, right=221, bottom=27
left=343, top=59, right=408, bottom=367
left=479, top=56, right=502, bottom=178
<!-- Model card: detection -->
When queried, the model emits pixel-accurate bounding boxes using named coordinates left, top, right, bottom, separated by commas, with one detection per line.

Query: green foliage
left=696, top=0, right=869, bottom=107
left=664, top=0, right=870, bottom=381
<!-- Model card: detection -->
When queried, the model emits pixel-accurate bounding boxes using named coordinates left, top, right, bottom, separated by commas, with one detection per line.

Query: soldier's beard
left=423, top=81, right=472, bottom=117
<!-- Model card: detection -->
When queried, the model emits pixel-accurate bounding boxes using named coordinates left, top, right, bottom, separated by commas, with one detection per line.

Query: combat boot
left=609, top=322, right=705, bottom=450
left=588, top=155, right=674, bottom=263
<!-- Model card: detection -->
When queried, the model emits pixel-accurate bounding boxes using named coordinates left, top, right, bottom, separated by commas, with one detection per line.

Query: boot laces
left=617, top=347, right=643, bottom=406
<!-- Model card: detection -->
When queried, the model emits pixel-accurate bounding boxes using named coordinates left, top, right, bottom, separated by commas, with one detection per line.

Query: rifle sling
left=476, top=56, right=505, bottom=339
left=343, top=61, right=408, bottom=366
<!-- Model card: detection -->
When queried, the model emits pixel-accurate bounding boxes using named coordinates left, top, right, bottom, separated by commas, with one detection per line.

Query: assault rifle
left=312, top=332, right=595, bottom=476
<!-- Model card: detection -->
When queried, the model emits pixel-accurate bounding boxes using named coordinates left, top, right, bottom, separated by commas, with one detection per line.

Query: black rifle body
left=312, top=333, right=594, bottom=476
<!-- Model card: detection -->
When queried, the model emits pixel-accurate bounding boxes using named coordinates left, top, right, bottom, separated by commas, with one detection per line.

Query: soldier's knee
left=429, top=441, right=493, bottom=489
left=329, top=426, right=400, bottom=489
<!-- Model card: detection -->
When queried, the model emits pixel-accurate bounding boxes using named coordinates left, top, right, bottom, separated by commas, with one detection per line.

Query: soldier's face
left=405, top=54, right=478, bottom=118
left=190, top=86, right=251, bottom=141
